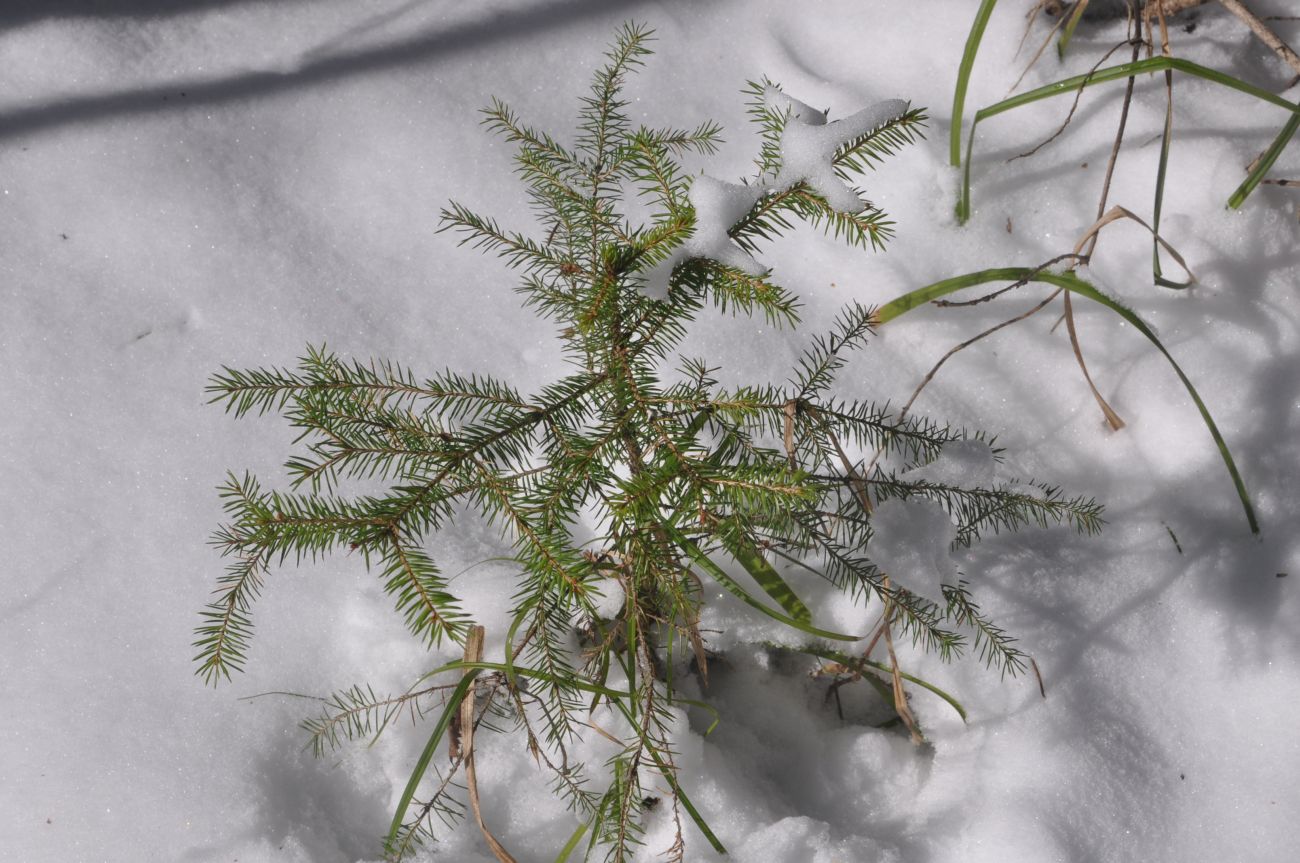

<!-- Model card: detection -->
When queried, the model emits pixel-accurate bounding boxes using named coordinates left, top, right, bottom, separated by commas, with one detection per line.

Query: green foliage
left=197, top=23, right=1102, bottom=861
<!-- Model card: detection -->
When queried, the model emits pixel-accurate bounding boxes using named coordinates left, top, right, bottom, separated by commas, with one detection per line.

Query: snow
left=681, top=174, right=765, bottom=275
left=4, top=2, right=1300, bottom=863
left=763, top=87, right=909, bottom=213
left=867, top=498, right=960, bottom=607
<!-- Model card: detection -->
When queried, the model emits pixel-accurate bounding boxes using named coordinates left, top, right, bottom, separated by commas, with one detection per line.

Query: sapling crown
left=197, top=23, right=1101, bottom=862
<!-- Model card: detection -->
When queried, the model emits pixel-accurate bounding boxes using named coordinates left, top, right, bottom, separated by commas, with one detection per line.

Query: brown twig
left=1030, top=657, right=1048, bottom=698
left=900, top=291, right=1064, bottom=426
left=1217, top=0, right=1300, bottom=79
left=1009, top=37, right=1136, bottom=163
left=932, top=253, right=1086, bottom=308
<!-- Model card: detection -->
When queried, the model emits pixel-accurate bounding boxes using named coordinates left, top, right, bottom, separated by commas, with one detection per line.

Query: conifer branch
left=198, top=28, right=1099, bottom=862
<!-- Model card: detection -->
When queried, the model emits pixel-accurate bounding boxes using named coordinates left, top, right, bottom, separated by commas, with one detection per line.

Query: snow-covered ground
left=3, top=2, right=1298, bottom=861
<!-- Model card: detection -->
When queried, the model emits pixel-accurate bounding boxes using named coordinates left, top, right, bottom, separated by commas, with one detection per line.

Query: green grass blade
left=503, top=599, right=532, bottom=691
left=610, top=699, right=728, bottom=855
left=719, top=522, right=813, bottom=623
left=975, top=58, right=1298, bottom=124
left=667, top=526, right=864, bottom=641
left=952, top=0, right=1000, bottom=166
left=959, top=121, right=977, bottom=222
left=875, top=268, right=1259, bottom=535
left=1228, top=111, right=1300, bottom=209
left=1057, top=0, right=1090, bottom=58
left=650, top=746, right=725, bottom=854
left=960, top=57, right=1300, bottom=222
left=800, top=645, right=968, bottom=722
left=673, top=696, right=722, bottom=735
left=553, top=822, right=589, bottom=863
left=1151, top=66, right=1191, bottom=288
left=386, top=672, right=476, bottom=855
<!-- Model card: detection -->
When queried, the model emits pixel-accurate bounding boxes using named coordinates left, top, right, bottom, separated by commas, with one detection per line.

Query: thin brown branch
left=1009, top=36, right=1136, bottom=163
left=1218, top=0, right=1300, bottom=78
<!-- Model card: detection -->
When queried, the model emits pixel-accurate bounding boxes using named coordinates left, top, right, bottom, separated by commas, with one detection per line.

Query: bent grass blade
left=875, top=268, right=1259, bottom=535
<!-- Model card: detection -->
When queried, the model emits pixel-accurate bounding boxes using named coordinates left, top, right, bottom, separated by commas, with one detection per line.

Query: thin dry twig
left=1012, top=3, right=1075, bottom=93
left=1030, top=657, right=1048, bottom=698
left=1084, top=2, right=1145, bottom=261
left=901, top=289, right=1066, bottom=431
left=1217, top=0, right=1300, bottom=78
left=933, top=253, right=1086, bottom=308
left=1009, top=36, right=1136, bottom=163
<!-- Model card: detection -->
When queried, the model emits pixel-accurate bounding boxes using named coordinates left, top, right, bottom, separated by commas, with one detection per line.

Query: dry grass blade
left=879, top=579, right=924, bottom=745
left=1011, top=6, right=1073, bottom=93
left=1062, top=290, right=1126, bottom=430
left=1075, top=205, right=1198, bottom=282
left=1062, top=201, right=1200, bottom=431
left=459, top=626, right=518, bottom=863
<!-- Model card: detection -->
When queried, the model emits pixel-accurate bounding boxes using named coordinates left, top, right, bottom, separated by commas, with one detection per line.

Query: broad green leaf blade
left=667, top=526, right=863, bottom=641
left=875, top=268, right=1259, bottom=535
left=1228, top=111, right=1300, bottom=209
left=951, top=0, right=1000, bottom=166
left=718, top=522, right=813, bottom=623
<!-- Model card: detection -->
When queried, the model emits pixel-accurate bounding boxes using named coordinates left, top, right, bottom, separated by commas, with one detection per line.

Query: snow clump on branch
left=646, top=92, right=907, bottom=298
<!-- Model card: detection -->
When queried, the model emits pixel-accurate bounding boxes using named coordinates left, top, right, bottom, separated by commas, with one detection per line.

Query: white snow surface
left=4, top=2, right=1300, bottom=862
left=867, top=499, right=960, bottom=607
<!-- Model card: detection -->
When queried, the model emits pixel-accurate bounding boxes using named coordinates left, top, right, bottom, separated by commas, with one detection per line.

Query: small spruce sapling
left=196, top=24, right=1102, bottom=862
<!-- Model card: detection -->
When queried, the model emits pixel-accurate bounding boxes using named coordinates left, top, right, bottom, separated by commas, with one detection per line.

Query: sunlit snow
left=3, top=2, right=1299, bottom=863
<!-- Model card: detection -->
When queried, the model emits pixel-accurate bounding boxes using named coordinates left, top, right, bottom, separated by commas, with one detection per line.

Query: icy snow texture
left=589, top=576, right=626, bottom=620
left=3, top=2, right=1300, bottom=863
left=764, top=86, right=908, bottom=213
left=867, top=498, right=959, bottom=606
left=682, top=174, right=764, bottom=275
